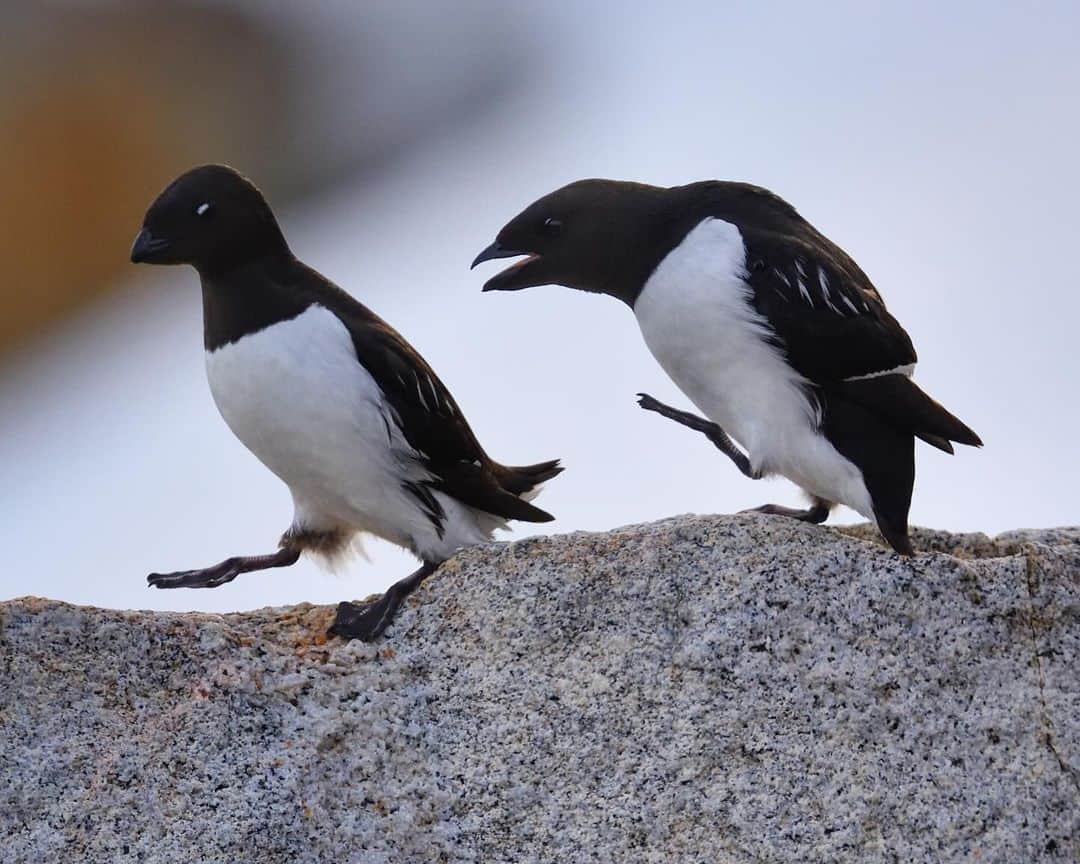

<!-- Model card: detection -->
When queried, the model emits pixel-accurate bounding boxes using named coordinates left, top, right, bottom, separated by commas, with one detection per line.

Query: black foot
left=148, top=546, right=300, bottom=590
left=744, top=501, right=832, bottom=524
left=148, top=560, right=242, bottom=589
left=328, top=598, right=395, bottom=643
left=327, top=560, right=439, bottom=642
left=637, top=393, right=716, bottom=432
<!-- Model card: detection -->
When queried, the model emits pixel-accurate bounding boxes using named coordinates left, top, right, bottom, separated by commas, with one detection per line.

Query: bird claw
left=328, top=598, right=393, bottom=642
left=147, top=565, right=240, bottom=589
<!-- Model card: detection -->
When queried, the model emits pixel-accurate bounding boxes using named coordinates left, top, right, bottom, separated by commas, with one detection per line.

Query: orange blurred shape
left=0, top=62, right=181, bottom=353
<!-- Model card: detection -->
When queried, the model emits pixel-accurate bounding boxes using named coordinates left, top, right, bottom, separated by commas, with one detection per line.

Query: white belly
left=204, top=304, right=462, bottom=556
left=633, top=218, right=874, bottom=519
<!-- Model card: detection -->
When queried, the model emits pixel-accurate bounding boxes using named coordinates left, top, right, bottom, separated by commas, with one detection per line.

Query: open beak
left=130, top=227, right=172, bottom=264
left=471, top=241, right=543, bottom=292
left=470, top=241, right=528, bottom=270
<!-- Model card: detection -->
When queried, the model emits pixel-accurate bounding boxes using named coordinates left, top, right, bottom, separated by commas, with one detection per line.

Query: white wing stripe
left=796, top=277, right=813, bottom=306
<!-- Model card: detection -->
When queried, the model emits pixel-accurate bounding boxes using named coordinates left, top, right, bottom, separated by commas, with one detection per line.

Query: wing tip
left=947, top=424, right=983, bottom=449
left=509, top=498, right=557, bottom=523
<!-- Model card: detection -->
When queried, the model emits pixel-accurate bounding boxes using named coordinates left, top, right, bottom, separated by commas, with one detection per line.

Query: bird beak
left=130, top=227, right=172, bottom=264
left=472, top=240, right=545, bottom=292
left=470, top=241, right=527, bottom=270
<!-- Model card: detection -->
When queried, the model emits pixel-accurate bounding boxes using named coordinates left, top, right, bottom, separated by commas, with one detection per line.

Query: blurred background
left=2, top=1, right=1077, bottom=613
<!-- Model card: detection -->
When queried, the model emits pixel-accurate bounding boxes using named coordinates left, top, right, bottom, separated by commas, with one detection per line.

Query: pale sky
left=2, top=1, right=1078, bottom=612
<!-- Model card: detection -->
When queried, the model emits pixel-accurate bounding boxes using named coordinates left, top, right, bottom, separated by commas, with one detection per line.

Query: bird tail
left=485, top=457, right=563, bottom=523
left=837, top=375, right=982, bottom=454
left=500, top=458, right=564, bottom=502
left=433, top=458, right=562, bottom=524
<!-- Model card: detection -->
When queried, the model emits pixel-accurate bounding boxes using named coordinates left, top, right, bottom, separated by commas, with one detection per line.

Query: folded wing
left=742, top=227, right=981, bottom=451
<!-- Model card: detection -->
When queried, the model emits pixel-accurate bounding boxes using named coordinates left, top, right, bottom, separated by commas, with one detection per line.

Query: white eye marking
left=195, top=202, right=212, bottom=216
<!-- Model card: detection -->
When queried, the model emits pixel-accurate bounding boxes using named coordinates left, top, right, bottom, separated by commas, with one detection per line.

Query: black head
left=471, top=179, right=674, bottom=307
left=130, top=165, right=289, bottom=274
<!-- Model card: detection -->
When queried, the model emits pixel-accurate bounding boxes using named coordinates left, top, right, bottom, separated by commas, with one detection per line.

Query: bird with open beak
left=474, top=179, right=981, bottom=555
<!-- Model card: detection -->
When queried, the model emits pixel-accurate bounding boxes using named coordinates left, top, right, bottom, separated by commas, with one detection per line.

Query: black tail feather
left=838, top=375, right=982, bottom=449
left=916, top=432, right=954, bottom=454
left=483, top=488, right=557, bottom=523
left=499, top=458, right=564, bottom=496
left=432, top=459, right=560, bottom=524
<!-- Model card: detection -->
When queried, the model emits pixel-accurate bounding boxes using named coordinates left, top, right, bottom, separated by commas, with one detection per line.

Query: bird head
left=130, top=164, right=287, bottom=274
left=472, top=179, right=669, bottom=307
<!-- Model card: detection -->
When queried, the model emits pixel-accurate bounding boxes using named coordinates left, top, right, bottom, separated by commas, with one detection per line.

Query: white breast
left=633, top=218, right=874, bottom=518
left=634, top=218, right=818, bottom=458
left=204, top=304, right=501, bottom=562
left=205, top=305, right=424, bottom=546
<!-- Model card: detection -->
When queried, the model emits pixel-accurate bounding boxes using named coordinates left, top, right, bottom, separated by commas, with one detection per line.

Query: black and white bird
left=473, top=179, right=981, bottom=555
left=131, top=165, right=561, bottom=640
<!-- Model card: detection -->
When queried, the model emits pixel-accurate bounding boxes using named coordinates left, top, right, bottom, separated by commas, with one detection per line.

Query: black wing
left=741, top=226, right=917, bottom=384
left=740, top=227, right=980, bottom=450
left=295, top=263, right=559, bottom=524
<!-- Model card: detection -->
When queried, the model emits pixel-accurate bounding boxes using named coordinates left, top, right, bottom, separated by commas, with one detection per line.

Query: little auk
left=131, top=164, right=561, bottom=640
left=473, top=179, right=980, bottom=555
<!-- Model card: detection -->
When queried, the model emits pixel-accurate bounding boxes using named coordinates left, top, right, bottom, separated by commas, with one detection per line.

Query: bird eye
left=542, top=216, right=563, bottom=234
left=195, top=202, right=214, bottom=218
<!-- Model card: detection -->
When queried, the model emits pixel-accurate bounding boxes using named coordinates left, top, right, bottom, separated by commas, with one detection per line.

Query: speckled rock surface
left=2, top=515, right=1077, bottom=863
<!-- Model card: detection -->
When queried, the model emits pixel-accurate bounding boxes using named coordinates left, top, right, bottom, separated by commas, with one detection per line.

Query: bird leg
left=329, top=560, right=440, bottom=642
left=148, top=545, right=301, bottom=589
left=636, top=393, right=759, bottom=479
left=635, top=393, right=833, bottom=526
left=744, top=499, right=833, bottom=524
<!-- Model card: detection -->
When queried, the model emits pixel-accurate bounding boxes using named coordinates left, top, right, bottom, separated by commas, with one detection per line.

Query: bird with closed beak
left=473, top=179, right=981, bottom=555
left=131, top=164, right=562, bottom=641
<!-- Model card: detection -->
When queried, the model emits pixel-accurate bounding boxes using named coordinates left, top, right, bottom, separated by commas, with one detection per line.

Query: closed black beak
left=130, top=228, right=171, bottom=264
left=471, top=241, right=527, bottom=270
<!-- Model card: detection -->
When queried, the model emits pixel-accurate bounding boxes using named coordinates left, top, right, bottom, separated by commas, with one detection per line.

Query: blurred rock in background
left=0, top=0, right=529, bottom=354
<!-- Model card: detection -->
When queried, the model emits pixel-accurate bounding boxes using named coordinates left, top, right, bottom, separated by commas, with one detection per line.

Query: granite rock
left=1, top=514, right=1077, bottom=863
